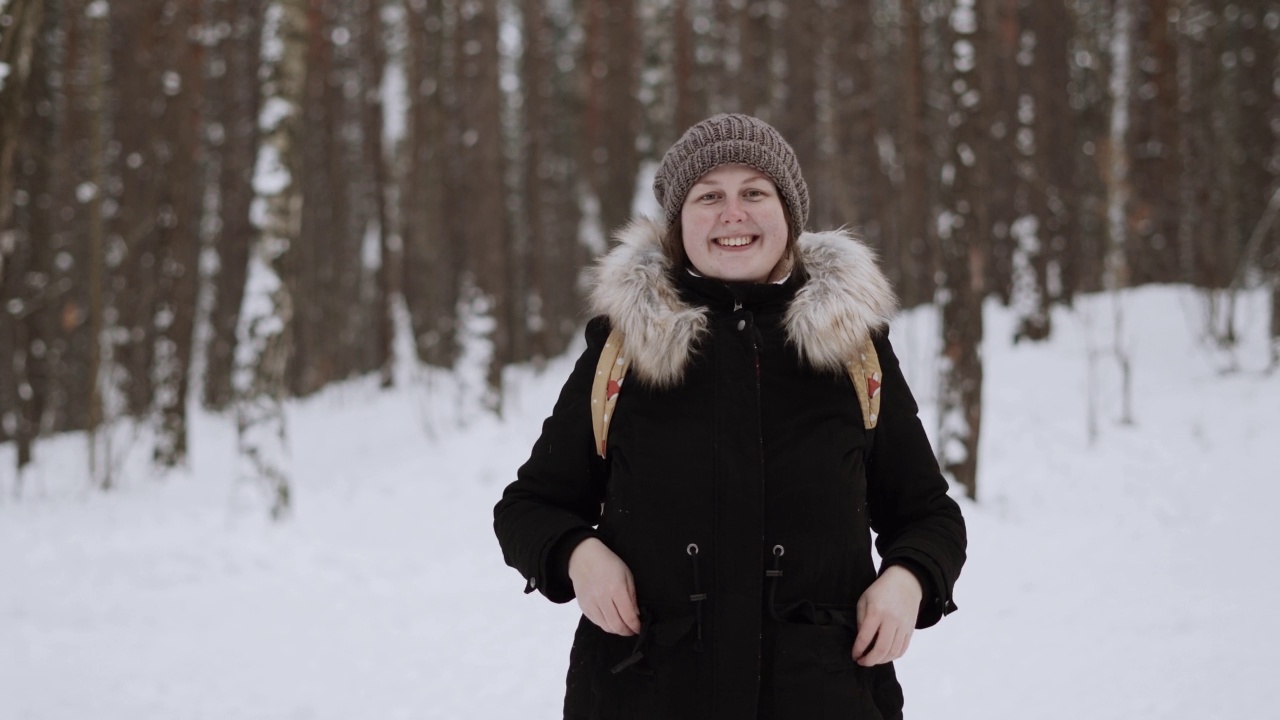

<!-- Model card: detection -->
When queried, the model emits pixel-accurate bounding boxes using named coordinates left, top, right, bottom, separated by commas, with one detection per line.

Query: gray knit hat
left=653, top=113, right=809, bottom=240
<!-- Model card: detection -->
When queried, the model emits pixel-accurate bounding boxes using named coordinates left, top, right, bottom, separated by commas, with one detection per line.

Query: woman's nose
left=720, top=197, right=746, bottom=223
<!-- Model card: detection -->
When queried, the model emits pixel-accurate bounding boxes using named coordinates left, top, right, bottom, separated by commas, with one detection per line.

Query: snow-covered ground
left=2, top=286, right=1277, bottom=720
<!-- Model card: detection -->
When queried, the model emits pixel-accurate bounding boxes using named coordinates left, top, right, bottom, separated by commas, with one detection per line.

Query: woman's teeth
left=716, top=235, right=754, bottom=247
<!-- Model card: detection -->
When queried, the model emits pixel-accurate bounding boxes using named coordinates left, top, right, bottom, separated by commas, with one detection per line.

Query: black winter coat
left=494, top=218, right=966, bottom=720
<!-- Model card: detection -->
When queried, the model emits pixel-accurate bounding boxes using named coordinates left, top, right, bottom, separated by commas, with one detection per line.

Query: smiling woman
left=494, top=113, right=967, bottom=720
left=679, top=166, right=791, bottom=283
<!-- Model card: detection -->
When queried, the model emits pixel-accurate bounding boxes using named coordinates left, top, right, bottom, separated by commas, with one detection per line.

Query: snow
left=2, top=286, right=1279, bottom=719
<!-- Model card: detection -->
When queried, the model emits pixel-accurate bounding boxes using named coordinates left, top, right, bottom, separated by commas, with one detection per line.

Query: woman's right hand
left=568, top=537, right=642, bottom=636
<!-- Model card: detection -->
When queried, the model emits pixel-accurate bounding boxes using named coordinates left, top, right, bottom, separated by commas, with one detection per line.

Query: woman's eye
left=700, top=193, right=719, bottom=202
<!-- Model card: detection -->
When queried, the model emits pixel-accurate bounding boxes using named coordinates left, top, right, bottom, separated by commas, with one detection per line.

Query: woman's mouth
left=715, top=235, right=757, bottom=247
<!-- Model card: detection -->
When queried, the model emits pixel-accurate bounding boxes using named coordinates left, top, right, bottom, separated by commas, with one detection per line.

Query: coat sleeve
left=865, top=328, right=968, bottom=629
left=493, top=317, right=613, bottom=604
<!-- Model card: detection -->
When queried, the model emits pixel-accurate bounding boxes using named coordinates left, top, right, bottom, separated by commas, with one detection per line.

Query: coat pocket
left=763, top=619, right=882, bottom=720
left=589, top=602, right=702, bottom=720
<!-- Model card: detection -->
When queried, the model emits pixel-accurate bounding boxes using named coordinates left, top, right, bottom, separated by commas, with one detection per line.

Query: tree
left=1104, top=0, right=1135, bottom=426
left=400, top=0, right=459, bottom=367
left=150, top=0, right=205, bottom=468
left=583, top=0, right=641, bottom=237
left=357, top=0, right=395, bottom=388
left=0, top=0, right=43, bottom=237
left=0, top=0, right=46, bottom=478
left=1126, top=0, right=1181, bottom=286
left=236, top=0, right=310, bottom=519
left=205, top=0, right=266, bottom=411
left=937, top=0, right=989, bottom=499
left=521, top=0, right=586, bottom=362
left=1011, top=0, right=1076, bottom=342
left=735, top=0, right=774, bottom=119
left=895, top=0, right=937, bottom=309
left=451, top=0, right=511, bottom=406
left=778, top=0, right=819, bottom=226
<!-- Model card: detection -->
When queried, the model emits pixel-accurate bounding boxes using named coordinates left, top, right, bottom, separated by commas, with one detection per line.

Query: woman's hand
left=852, top=565, right=922, bottom=666
left=568, top=537, right=642, bottom=637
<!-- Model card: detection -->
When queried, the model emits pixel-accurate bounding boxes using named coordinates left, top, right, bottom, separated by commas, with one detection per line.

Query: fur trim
left=587, top=217, right=709, bottom=388
left=587, top=216, right=897, bottom=386
left=783, top=227, right=898, bottom=374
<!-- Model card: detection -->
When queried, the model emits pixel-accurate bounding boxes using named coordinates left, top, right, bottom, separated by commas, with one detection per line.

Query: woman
left=494, top=114, right=966, bottom=720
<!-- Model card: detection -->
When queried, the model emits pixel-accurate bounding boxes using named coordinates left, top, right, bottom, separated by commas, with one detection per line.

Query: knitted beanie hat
left=653, top=113, right=809, bottom=240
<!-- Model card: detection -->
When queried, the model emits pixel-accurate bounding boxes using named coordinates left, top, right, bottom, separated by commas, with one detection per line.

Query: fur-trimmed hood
left=587, top=216, right=898, bottom=387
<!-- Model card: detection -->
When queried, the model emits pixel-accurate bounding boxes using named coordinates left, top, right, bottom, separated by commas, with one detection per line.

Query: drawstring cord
left=611, top=542, right=708, bottom=673
left=687, top=543, right=707, bottom=652
left=610, top=608, right=650, bottom=674
left=766, top=544, right=785, bottom=622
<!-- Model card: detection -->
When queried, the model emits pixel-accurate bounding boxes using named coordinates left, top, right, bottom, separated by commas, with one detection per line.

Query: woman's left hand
left=852, top=565, right=922, bottom=666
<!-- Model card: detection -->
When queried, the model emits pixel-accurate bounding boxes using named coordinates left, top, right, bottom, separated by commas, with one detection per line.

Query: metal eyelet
left=772, top=544, right=785, bottom=557
left=687, top=543, right=699, bottom=556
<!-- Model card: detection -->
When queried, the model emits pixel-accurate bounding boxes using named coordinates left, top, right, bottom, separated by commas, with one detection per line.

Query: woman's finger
left=852, top=614, right=879, bottom=660
left=616, top=592, right=641, bottom=635
left=862, top=625, right=896, bottom=666
left=893, top=627, right=913, bottom=661
left=611, top=597, right=639, bottom=636
left=620, top=572, right=642, bottom=634
left=885, top=625, right=907, bottom=663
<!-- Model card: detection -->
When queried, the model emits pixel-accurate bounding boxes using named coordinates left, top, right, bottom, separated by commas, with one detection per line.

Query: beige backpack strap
left=845, top=337, right=883, bottom=430
left=591, top=329, right=631, bottom=458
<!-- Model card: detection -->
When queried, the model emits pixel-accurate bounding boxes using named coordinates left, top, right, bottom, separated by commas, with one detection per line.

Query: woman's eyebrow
left=692, top=173, right=769, bottom=189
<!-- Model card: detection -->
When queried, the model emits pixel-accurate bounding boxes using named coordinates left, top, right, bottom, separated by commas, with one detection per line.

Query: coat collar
left=587, top=216, right=898, bottom=388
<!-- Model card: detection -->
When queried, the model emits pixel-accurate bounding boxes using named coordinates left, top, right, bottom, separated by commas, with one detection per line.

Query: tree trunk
left=779, top=0, right=820, bottom=228
left=522, top=0, right=585, bottom=362
left=937, top=0, right=988, bottom=499
left=358, top=0, right=394, bottom=388
left=236, top=0, right=309, bottom=519
left=583, top=0, right=640, bottom=237
left=1011, top=0, right=1075, bottom=342
left=897, top=0, right=934, bottom=309
left=4, top=1, right=60, bottom=474
left=84, top=0, right=108, bottom=484
left=205, top=0, right=265, bottom=411
left=0, top=0, right=43, bottom=236
left=980, top=0, right=1019, bottom=305
left=151, top=0, right=206, bottom=469
left=1126, top=0, right=1181, bottom=285
left=452, top=0, right=511, bottom=405
left=829, top=0, right=878, bottom=248
left=0, top=0, right=45, bottom=475
left=736, top=0, right=774, bottom=120
left=400, top=0, right=458, bottom=367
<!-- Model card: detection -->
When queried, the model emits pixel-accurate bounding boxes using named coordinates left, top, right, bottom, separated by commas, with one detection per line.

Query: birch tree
left=235, top=0, right=309, bottom=519
left=1105, top=0, right=1134, bottom=425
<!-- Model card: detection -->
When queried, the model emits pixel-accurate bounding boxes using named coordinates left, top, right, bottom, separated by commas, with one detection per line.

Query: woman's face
left=680, top=164, right=789, bottom=283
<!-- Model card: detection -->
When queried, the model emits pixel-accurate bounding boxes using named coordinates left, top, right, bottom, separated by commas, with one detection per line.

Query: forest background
left=1, top=0, right=1278, bottom=511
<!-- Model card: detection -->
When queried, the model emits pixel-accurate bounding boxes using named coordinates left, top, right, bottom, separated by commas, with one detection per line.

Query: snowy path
left=3, top=288, right=1278, bottom=719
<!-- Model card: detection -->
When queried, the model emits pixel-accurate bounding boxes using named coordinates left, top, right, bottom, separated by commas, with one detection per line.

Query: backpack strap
left=845, top=337, right=882, bottom=430
left=591, top=329, right=630, bottom=458
left=591, top=330, right=879, bottom=457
